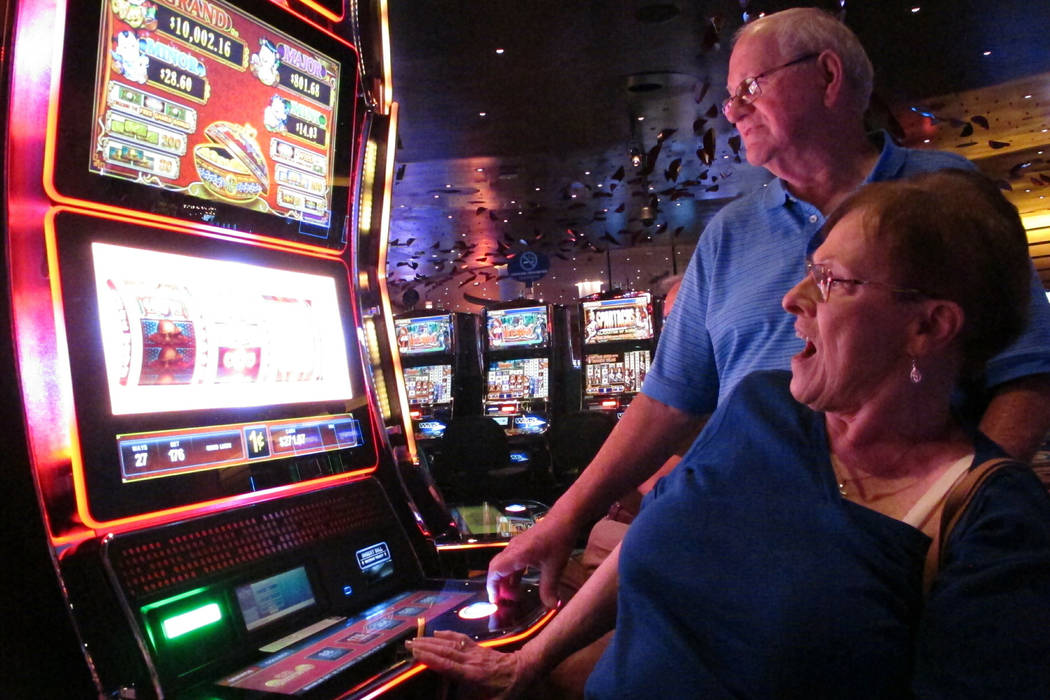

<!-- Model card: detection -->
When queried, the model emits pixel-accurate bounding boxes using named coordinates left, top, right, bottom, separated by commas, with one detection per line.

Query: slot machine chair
left=430, top=415, right=531, bottom=503
left=547, top=410, right=617, bottom=489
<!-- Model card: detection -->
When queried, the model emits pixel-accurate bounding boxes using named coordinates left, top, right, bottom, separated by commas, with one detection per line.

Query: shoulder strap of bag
left=922, top=457, right=1018, bottom=595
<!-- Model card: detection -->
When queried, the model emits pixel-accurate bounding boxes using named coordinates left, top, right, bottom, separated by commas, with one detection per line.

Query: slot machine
left=482, top=302, right=555, bottom=440
left=1, top=1, right=551, bottom=697
left=580, top=291, right=660, bottom=418
left=393, top=310, right=482, bottom=443
left=478, top=300, right=574, bottom=489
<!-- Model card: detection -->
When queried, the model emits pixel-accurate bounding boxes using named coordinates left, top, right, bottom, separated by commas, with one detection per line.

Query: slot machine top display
left=393, top=313, right=455, bottom=356
left=48, top=0, right=359, bottom=250
left=581, top=292, right=654, bottom=346
left=484, top=304, right=550, bottom=352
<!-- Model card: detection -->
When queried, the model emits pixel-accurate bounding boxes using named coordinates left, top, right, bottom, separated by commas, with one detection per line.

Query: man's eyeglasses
left=722, top=53, right=820, bottom=118
left=805, top=260, right=923, bottom=302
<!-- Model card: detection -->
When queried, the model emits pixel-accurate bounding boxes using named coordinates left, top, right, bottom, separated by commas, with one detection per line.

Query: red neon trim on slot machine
left=269, top=0, right=348, bottom=36
left=373, top=103, right=419, bottom=464
left=42, top=207, right=378, bottom=536
left=435, top=541, right=510, bottom=552
left=350, top=664, right=428, bottom=700
left=481, top=608, right=558, bottom=647
left=40, top=143, right=351, bottom=259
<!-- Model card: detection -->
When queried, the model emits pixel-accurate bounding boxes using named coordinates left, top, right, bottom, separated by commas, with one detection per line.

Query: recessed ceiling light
left=495, top=48, right=504, bottom=54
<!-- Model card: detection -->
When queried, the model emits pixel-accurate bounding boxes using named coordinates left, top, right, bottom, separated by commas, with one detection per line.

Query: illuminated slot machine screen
left=581, top=294, right=654, bottom=345
left=584, top=350, right=652, bottom=396
left=485, top=358, right=550, bottom=402
left=394, top=314, right=454, bottom=356
left=403, top=365, right=453, bottom=405
left=49, top=0, right=359, bottom=248
left=486, top=306, right=550, bottom=350
left=53, top=210, right=377, bottom=523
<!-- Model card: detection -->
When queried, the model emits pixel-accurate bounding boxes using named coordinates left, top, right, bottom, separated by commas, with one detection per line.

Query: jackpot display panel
left=482, top=304, right=552, bottom=436
left=580, top=292, right=657, bottom=416
left=2, top=1, right=553, bottom=697
left=48, top=0, right=359, bottom=248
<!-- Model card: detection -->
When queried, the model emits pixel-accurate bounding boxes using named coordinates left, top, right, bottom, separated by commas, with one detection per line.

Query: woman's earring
left=909, top=357, right=923, bottom=384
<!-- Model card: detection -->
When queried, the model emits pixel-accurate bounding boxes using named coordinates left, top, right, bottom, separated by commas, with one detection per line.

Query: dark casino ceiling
left=383, top=0, right=1050, bottom=311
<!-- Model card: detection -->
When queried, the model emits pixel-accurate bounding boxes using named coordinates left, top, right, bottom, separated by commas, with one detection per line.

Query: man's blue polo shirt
left=643, top=132, right=1050, bottom=416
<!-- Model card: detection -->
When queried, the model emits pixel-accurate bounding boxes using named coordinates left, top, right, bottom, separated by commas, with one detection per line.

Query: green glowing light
left=161, top=602, right=222, bottom=640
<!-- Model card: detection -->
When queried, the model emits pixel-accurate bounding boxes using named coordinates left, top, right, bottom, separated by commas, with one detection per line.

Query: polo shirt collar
left=761, top=130, right=901, bottom=210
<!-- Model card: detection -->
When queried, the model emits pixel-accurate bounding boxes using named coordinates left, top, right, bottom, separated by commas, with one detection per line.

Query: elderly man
left=488, top=7, right=1050, bottom=608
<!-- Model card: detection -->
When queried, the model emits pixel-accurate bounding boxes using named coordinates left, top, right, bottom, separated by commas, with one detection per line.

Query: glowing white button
left=458, top=602, right=498, bottom=620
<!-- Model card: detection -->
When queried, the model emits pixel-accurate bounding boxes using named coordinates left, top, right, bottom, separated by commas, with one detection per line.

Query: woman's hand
left=406, top=630, right=538, bottom=700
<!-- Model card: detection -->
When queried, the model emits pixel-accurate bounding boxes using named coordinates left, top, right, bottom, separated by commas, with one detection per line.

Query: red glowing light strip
left=481, top=608, right=558, bottom=647
left=351, top=664, right=428, bottom=700
left=269, top=0, right=348, bottom=36
left=42, top=206, right=379, bottom=536
left=435, top=541, right=510, bottom=552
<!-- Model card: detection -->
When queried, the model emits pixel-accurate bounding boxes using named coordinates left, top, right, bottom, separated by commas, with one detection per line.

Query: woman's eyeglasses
left=806, top=260, right=923, bottom=302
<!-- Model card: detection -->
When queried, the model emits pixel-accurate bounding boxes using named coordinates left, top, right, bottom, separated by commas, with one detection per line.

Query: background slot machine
left=393, top=310, right=482, bottom=443
left=580, top=291, right=659, bottom=418
left=0, top=1, right=551, bottom=697
left=478, top=300, right=574, bottom=500
left=482, top=302, right=554, bottom=439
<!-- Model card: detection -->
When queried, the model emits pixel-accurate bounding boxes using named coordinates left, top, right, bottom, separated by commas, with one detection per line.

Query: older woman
left=408, top=169, right=1050, bottom=698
